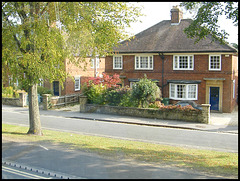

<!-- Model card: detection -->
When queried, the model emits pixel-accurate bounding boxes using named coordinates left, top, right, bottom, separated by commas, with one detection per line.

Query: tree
left=180, top=2, right=238, bottom=44
left=131, top=75, right=159, bottom=108
left=231, top=43, right=238, bottom=50
left=2, top=2, right=142, bottom=135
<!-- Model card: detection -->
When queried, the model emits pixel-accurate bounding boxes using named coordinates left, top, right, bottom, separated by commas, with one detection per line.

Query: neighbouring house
left=3, top=56, right=105, bottom=96
left=105, top=6, right=238, bottom=113
left=43, top=56, right=105, bottom=96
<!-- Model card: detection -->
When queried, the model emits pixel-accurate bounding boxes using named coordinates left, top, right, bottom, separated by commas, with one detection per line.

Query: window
left=38, top=78, right=43, bottom=87
left=170, top=83, right=198, bottom=100
left=130, top=82, right=137, bottom=89
left=113, top=56, right=122, bottom=69
left=209, top=55, right=221, bottom=71
left=91, top=58, right=99, bottom=69
left=74, top=76, right=81, bottom=91
left=135, top=55, right=153, bottom=70
left=173, top=55, right=194, bottom=70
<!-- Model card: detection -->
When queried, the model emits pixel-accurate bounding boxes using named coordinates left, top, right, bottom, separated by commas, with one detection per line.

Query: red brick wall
left=105, top=53, right=237, bottom=112
left=44, top=57, right=105, bottom=96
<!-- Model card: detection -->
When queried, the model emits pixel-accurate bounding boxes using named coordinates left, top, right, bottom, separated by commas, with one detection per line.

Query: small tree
left=131, top=75, right=159, bottom=108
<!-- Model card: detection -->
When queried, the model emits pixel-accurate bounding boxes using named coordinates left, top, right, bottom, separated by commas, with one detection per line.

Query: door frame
left=205, top=79, right=224, bottom=112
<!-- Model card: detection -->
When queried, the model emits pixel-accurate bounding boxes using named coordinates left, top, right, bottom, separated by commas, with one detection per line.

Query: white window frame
left=91, top=57, right=99, bottom=69
left=169, top=83, right=198, bottom=100
left=209, top=55, right=221, bottom=71
left=113, top=55, right=123, bottom=69
left=38, top=78, right=43, bottom=87
left=74, top=76, right=81, bottom=91
left=130, top=82, right=137, bottom=89
left=135, top=55, right=153, bottom=70
left=173, top=55, right=194, bottom=70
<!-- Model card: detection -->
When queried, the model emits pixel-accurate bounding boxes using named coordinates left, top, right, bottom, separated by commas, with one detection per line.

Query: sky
left=126, top=2, right=238, bottom=44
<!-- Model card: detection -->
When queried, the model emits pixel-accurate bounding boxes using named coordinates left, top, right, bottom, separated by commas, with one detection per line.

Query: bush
left=131, top=75, right=159, bottom=108
left=2, top=86, right=14, bottom=98
left=84, top=83, right=107, bottom=105
left=105, top=86, right=137, bottom=107
left=2, top=86, right=26, bottom=98
left=37, top=86, right=53, bottom=96
left=105, top=89, right=122, bottom=106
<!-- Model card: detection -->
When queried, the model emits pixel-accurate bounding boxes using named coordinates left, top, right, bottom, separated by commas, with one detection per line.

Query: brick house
left=105, top=6, right=238, bottom=113
left=44, top=56, right=105, bottom=96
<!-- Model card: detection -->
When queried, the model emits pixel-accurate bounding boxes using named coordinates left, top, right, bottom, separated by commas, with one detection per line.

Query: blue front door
left=210, top=87, right=219, bottom=111
left=53, top=81, right=59, bottom=96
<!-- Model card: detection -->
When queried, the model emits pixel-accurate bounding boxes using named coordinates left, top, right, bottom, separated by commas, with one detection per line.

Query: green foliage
left=105, top=86, right=137, bottom=107
left=2, top=86, right=15, bottom=98
left=2, top=86, right=26, bottom=98
left=131, top=75, right=159, bottom=108
left=37, top=86, right=53, bottom=96
left=180, top=2, right=238, bottom=44
left=84, top=83, right=107, bottom=105
left=105, top=89, right=122, bottom=106
left=2, top=2, right=143, bottom=94
left=119, top=88, right=138, bottom=107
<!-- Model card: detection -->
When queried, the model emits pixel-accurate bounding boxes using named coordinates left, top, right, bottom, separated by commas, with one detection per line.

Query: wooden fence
left=42, top=94, right=81, bottom=109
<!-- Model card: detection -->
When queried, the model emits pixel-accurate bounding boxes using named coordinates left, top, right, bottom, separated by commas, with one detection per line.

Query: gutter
left=111, top=50, right=237, bottom=54
left=158, top=53, right=165, bottom=96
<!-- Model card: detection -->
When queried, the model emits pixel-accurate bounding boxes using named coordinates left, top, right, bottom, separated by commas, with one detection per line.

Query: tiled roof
left=113, top=19, right=237, bottom=53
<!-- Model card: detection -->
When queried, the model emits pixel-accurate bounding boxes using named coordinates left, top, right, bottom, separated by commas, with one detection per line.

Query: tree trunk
left=27, top=83, right=42, bottom=135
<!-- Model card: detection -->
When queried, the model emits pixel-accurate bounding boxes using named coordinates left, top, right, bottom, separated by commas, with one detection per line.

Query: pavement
left=2, top=104, right=238, bottom=179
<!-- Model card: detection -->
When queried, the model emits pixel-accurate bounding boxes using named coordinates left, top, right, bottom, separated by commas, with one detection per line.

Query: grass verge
left=2, top=123, right=238, bottom=178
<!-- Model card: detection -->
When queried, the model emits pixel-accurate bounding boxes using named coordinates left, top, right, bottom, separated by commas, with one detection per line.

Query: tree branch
left=39, top=2, right=49, bottom=16
left=2, top=10, right=26, bottom=54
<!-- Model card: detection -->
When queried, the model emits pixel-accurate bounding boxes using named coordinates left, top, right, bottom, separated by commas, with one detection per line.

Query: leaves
left=2, top=2, right=142, bottom=88
left=131, top=75, right=159, bottom=108
left=180, top=2, right=238, bottom=44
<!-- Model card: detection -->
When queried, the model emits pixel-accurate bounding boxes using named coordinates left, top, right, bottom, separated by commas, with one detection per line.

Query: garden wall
left=79, top=96, right=210, bottom=124
left=2, top=92, right=27, bottom=107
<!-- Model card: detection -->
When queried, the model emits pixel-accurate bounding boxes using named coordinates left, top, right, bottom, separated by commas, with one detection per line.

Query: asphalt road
left=2, top=164, right=56, bottom=179
left=2, top=109, right=238, bottom=152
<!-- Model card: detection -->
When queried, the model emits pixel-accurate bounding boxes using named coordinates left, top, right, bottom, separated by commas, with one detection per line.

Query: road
left=2, top=108, right=238, bottom=153
left=2, top=164, right=55, bottom=179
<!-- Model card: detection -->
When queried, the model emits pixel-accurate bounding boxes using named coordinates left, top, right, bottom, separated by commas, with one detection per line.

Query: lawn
left=2, top=123, right=238, bottom=178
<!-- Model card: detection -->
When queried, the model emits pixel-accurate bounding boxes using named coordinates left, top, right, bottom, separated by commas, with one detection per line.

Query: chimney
left=171, top=6, right=183, bottom=25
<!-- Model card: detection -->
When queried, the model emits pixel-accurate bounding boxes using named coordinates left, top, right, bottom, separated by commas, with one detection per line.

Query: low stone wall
left=2, top=93, right=27, bottom=107
left=79, top=96, right=210, bottom=124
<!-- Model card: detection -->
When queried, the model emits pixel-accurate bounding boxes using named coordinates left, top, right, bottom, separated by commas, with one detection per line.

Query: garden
left=82, top=73, right=199, bottom=112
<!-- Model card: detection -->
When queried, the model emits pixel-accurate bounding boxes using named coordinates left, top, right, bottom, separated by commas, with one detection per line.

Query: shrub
left=83, top=73, right=121, bottom=105
left=131, top=75, right=159, bottom=108
left=105, top=86, right=137, bottom=107
left=84, top=83, right=107, bottom=105
left=105, top=89, right=122, bottom=106
left=37, top=86, right=53, bottom=96
left=2, top=86, right=25, bottom=98
left=2, top=86, right=14, bottom=98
